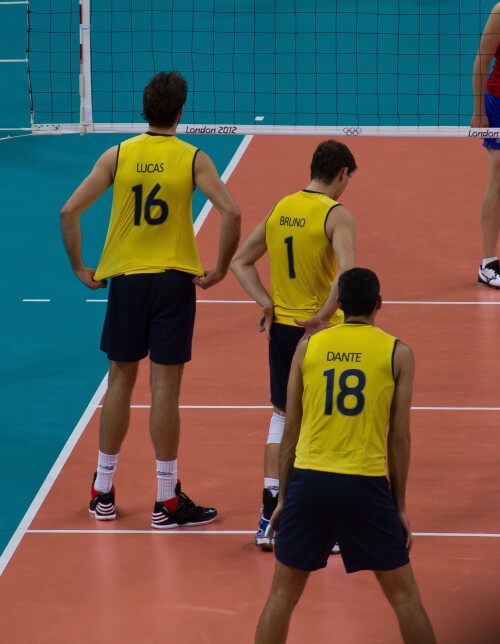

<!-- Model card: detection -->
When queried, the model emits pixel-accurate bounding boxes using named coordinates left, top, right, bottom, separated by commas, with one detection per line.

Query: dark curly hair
left=310, top=140, right=357, bottom=183
left=142, top=71, right=187, bottom=128
left=338, top=268, right=380, bottom=317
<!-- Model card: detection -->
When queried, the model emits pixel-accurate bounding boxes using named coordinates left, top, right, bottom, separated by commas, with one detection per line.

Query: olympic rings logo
left=342, top=127, right=362, bottom=136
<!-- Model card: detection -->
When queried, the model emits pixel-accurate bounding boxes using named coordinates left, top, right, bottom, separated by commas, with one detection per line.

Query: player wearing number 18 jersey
left=231, top=140, right=357, bottom=549
left=61, top=71, right=241, bottom=529
left=255, top=268, right=436, bottom=644
left=296, top=322, right=397, bottom=477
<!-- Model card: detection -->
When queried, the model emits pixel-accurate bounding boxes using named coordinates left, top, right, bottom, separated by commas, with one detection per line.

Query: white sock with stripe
left=94, top=450, right=119, bottom=493
left=264, top=477, right=280, bottom=497
left=157, top=459, right=178, bottom=502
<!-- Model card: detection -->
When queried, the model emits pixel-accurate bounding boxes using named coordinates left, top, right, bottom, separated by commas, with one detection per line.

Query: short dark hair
left=310, top=140, right=357, bottom=183
left=338, top=268, right=380, bottom=317
left=142, top=71, right=187, bottom=128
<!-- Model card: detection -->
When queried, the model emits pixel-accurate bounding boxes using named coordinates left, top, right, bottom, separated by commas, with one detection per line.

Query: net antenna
left=79, top=0, right=93, bottom=134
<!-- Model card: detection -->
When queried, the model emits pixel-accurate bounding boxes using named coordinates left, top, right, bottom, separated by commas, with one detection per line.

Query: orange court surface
left=1, top=135, right=500, bottom=643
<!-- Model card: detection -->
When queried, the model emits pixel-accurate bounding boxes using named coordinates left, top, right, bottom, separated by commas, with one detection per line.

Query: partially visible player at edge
left=255, top=268, right=436, bottom=644
left=60, top=71, right=241, bottom=528
left=472, top=3, right=500, bottom=288
left=231, top=140, right=356, bottom=549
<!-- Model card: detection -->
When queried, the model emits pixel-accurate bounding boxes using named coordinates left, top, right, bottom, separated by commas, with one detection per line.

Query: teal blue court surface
left=0, top=133, right=244, bottom=559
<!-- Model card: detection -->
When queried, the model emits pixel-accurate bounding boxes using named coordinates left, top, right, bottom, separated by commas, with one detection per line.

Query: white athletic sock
left=264, top=477, right=280, bottom=497
left=94, top=450, right=119, bottom=493
left=156, top=459, right=178, bottom=502
left=482, top=256, right=498, bottom=268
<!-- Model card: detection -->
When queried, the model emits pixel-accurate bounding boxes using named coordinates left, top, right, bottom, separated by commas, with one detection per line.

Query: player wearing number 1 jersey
left=255, top=268, right=436, bottom=644
left=60, top=71, right=241, bottom=528
left=230, top=140, right=356, bottom=549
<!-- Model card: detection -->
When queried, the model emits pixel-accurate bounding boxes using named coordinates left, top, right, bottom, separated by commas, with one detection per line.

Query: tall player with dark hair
left=255, top=268, right=436, bottom=644
left=231, top=140, right=357, bottom=549
left=60, top=71, right=241, bottom=527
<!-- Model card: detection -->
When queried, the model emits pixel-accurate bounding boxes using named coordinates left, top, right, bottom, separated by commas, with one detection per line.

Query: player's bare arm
left=230, top=214, right=274, bottom=339
left=295, top=205, right=356, bottom=337
left=192, top=150, right=241, bottom=289
left=270, top=339, right=307, bottom=531
left=387, top=340, right=415, bottom=550
left=60, top=146, right=118, bottom=290
left=471, top=3, right=500, bottom=127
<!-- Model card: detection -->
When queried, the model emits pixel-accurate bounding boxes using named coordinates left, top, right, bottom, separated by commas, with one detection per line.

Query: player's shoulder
left=119, top=133, right=149, bottom=149
left=171, top=136, right=199, bottom=153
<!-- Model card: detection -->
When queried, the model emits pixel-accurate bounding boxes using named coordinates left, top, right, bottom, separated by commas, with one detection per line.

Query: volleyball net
left=6, top=0, right=496, bottom=136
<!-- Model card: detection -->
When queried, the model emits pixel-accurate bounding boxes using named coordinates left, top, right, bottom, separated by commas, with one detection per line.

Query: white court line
left=85, top=299, right=500, bottom=304
left=1, top=138, right=253, bottom=577
left=0, top=374, right=109, bottom=577
left=22, top=299, right=50, bottom=302
left=194, top=300, right=500, bottom=306
left=94, top=404, right=500, bottom=411
left=194, top=134, right=253, bottom=235
left=25, top=529, right=500, bottom=538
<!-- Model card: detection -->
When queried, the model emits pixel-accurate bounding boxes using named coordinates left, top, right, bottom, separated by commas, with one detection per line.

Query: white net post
left=0, top=1, right=31, bottom=134
left=79, top=0, right=93, bottom=134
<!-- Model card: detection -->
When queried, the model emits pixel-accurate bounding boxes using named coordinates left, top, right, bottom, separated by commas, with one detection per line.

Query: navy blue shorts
left=275, top=468, right=410, bottom=574
left=100, top=270, right=196, bottom=365
left=269, top=323, right=305, bottom=410
left=483, top=92, right=500, bottom=150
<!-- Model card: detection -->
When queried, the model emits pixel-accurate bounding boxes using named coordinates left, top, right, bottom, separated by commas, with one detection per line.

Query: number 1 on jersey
left=284, top=236, right=296, bottom=279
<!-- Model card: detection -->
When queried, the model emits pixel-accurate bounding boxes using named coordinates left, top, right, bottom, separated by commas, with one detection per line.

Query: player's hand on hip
left=257, top=303, right=273, bottom=340
left=295, top=315, right=328, bottom=340
left=193, top=268, right=225, bottom=290
left=76, top=267, right=107, bottom=290
left=398, top=511, right=413, bottom=552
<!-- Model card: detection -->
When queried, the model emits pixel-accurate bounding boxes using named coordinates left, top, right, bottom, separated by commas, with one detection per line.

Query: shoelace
left=178, top=491, right=196, bottom=509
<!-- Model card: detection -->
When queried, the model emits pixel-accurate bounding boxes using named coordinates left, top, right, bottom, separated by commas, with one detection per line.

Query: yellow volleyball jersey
left=265, top=190, right=343, bottom=327
left=295, top=323, right=397, bottom=476
left=94, top=133, right=204, bottom=281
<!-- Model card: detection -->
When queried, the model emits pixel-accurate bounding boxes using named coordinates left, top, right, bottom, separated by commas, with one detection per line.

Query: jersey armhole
left=113, top=144, right=121, bottom=180
left=264, top=204, right=278, bottom=239
left=324, top=203, right=342, bottom=241
left=391, top=338, right=399, bottom=381
left=192, top=148, right=200, bottom=188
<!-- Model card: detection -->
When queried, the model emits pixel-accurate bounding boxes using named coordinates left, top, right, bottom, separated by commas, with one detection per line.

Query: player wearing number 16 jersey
left=60, top=71, right=241, bottom=528
left=230, top=140, right=357, bottom=549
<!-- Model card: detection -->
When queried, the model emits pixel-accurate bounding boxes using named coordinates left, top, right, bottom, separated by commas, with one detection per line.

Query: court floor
left=0, top=134, right=499, bottom=642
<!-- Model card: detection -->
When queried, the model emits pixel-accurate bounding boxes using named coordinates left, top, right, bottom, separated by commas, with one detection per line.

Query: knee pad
left=266, top=411, right=285, bottom=444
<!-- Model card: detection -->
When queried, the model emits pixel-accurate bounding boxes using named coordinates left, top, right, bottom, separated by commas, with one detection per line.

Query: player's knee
left=266, top=411, right=286, bottom=444
left=386, top=579, right=421, bottom=611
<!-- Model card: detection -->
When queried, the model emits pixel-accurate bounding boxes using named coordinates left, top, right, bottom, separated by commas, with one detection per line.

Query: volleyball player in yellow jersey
left=60, top=72, right=241, bottom=527
left=255, top=268, right=436, bottom=644
left=231, top=140, right=356, bottom=548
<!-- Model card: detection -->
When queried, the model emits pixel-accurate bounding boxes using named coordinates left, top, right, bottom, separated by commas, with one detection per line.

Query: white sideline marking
left=24, top=530, right=500, bottom=538
left=22, top=299, right=50, bottom=302
left=0, top=374, right=109, bottom=577
left=95, top=404, right=500, bottom=411
left=2, top=137, right=252, bottom=576
left=85, top=299, right=500, bottom=305
left=194, top=134, right=253, bottom=235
